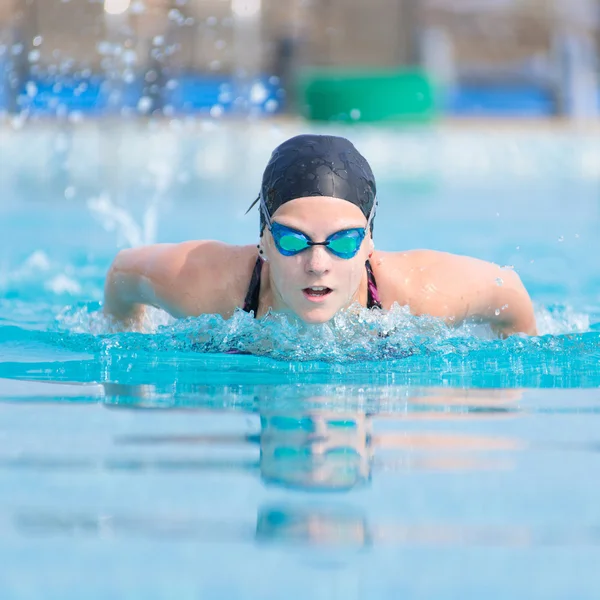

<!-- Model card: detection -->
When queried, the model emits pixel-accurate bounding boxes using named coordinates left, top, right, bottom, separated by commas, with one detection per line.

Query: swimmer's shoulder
left=116, top=241, right=258, bottom=318
left=368, top=249, right=456, bottom=307
left=370, top=248, right=511, bottom=308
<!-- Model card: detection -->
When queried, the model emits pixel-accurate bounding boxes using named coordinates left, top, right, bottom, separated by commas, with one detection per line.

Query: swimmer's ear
left=257, top=243, right=269, bottom=262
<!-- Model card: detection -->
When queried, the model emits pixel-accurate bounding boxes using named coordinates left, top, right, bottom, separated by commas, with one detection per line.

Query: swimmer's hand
left=393, top=251, right=537, bottom=337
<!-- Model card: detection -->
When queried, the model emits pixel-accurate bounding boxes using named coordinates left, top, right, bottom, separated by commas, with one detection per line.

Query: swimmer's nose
left=304, top=245, right=331, bottom=275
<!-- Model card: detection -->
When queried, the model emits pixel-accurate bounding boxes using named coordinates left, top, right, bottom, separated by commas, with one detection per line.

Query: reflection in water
left=258, top=411, right=373, bottom=490
left=102, top=382, right=523, bottom=414
left=109, top=387, right=523, bottom=490
left=6, top=385, right=599, bottom=550
left=256, top=505, right=371, bottom=547
left=0, top=386, right=523, bottom=490
left=14, top=505, right=600, bottom=549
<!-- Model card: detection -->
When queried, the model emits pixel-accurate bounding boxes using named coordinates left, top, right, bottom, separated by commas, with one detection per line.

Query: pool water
left=1, top=121, right=600, bottom=598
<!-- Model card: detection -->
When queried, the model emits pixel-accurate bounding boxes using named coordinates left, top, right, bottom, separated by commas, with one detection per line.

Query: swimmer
left=103, top=134, right=537, bottom=337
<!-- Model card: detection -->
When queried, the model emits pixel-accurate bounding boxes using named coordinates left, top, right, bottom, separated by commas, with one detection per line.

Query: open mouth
left=303, top=286, right=333, bottom=301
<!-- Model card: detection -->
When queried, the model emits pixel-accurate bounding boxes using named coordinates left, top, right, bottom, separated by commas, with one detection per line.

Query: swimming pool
left=1, top=121, right=600, bottom=598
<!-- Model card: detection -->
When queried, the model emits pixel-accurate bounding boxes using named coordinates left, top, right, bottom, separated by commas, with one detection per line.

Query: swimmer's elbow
left=103, top=250, right=151, bottom=328
left=104, top=248, right=191, bottom=327
left=492, top=271, right=537, bottom=337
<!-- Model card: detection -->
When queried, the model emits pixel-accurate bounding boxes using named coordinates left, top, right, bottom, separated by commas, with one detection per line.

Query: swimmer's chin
left=292, top=306, right=339, bottom=324
left=294, top=304, right=362, bottom=324
left=264, top=299, right=360, bottom=324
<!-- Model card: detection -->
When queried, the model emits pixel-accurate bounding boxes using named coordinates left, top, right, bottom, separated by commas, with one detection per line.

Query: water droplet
left=11, top=112, right=27, bottom=129
left=515, top=246, right=520, bottom=250
left=32, top=36, right=43, bottom=47
left=218, top=90, right=232, bottom=104
left=69, top=111, right=83, bottom=124
left=265, top=99, right=279, bottom=113
left=137, top=96, right=153, bottom=114
left=153, top=35, right=164, bottom=46
left=166, top=79, right=178, bottom=90
left=575, top=233, right=580, bottom=239
left=123, top=70, right=135, bottom=84
left=97, top=40, right=111, bottom=55
left=25, top=81, right=38, bottom=98
left=250, top=82, right=268, bottom=104
left=496, top=212, right=500, bottom=217
left=495, top=309, right=501, bottom=316
left=28, top=50, right=40, bottom=63
left=145, top=69, right=158, bottom=83
left=123, top=49, right=137, bottom=66
left=350, top=109, right=361, bottom=120
left=130, top=0, right=145, bottom=14
left=558, top=235, right=564, bottom=243
left=495, top=278, right=503, bottom=286
left=210, top=104, right=224, bottom=118
left=64, top=186, right=76, bottom=199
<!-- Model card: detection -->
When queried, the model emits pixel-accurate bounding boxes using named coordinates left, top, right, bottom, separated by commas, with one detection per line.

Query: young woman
left=103, top=134, right=537, bottom=337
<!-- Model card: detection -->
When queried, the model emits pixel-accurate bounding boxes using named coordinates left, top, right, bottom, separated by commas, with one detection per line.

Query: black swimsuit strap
left=242, top=257, right=263, bottom=315
left=365, top=259, right=383, bottom=310
left=242, top=258, right=382, bottom=317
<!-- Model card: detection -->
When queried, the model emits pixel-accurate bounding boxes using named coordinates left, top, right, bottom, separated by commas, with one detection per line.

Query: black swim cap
left=248, top=134, right=377, bottom=234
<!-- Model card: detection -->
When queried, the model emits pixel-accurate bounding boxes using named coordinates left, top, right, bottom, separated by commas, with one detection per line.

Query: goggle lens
left=278, top=233, right=309, bottom=253
left=327, top=232, right=362, bottom=257
left=271, top=223, right=365, bottom=259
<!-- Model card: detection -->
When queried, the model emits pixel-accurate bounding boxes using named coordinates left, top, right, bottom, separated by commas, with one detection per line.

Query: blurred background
left=0, top=0, right=598, bottom=121
left=1, top=0, right=600, bottom=320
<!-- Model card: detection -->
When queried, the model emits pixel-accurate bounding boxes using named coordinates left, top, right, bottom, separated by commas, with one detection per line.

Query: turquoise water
left=2, top=122, right=600, bottom=598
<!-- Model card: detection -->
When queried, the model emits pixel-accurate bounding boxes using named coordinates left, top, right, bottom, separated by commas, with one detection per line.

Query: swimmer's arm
left=406, top=252, right=537, bottom=337
left=103, top=241, right=233, bottom=330
left=103, top=244, right=188, bottom=329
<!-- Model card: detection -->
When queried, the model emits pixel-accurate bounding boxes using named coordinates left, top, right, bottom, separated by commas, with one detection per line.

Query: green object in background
left=298, top=69, right=437, bottom=123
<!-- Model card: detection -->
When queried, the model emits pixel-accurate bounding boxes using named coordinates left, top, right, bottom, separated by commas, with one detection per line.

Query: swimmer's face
left=262, top=196, right=374, bottom=324
left=259, top=409, right=372, bottom=490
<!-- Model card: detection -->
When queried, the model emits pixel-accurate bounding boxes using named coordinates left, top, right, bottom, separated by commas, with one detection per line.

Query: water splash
left=87, top=192, right=150, bottom=248
left=52, top=300, right=594, bottom=365
left=535, top=303, right=590, bottom=336
left=0, top=252, right=104, bottom=302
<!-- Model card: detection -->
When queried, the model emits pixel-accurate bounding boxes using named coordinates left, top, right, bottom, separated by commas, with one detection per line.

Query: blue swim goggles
left=260, top=194, right=377, bottom=260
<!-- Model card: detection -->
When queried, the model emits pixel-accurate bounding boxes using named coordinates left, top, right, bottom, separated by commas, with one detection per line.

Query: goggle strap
left=366, top=199, right=377, bottom=232
left=259, top=190, right=273, bottom=230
